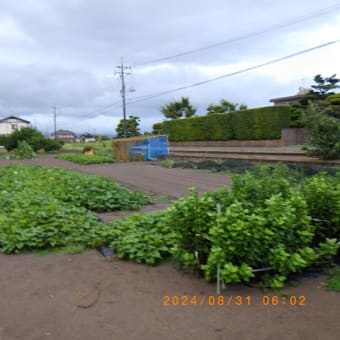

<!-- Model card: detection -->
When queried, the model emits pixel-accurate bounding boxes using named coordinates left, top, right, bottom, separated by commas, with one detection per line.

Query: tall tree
left=161, top=97, right=196, bottom=119
left=116, top=115, right=141, bottom=138
left=206, top=99, right=247, bottom=115
left=310, top=74, right=339, bottom=99
left=290, top=74, right=340, bottom=126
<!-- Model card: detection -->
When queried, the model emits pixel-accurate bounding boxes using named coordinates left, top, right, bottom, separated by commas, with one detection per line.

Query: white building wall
left=0, top=118, right=30, bottom=135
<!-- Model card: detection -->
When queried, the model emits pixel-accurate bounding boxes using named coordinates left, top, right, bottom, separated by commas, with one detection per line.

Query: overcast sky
left=0, top=0, right=339, bottom=136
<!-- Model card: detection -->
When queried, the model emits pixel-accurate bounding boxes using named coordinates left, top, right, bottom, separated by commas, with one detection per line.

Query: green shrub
left=161, top=106, right=290, bottom=141
left=166, top=188, right=232, bottom=268
left=231, top=165, right=298, bottom=205
left=326, top=266, right=340, bottom=291
left=202, top=192, right=315, bottom=286
left=165, top=165, right=339, bottom=288
left=14, top=140, right=36, bottom=159
left=42, top=139, right=62, bottom=152
left=304, top=104, right=340, bottom=159
left=108, top=213, right=176, bottom=264
left=231, top=109, right=254, bottom=140
left=152, top=122, right=164, bottom=135
left=0, top=127, right=62, bottom=152
left=303, top=173, right=340, bottom=243
left=1, top=127, right=46, bottom=151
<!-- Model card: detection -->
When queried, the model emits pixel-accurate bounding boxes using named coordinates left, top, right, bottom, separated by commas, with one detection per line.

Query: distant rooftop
left=270, top=87, right=310, bottom=105
left=0, top=115, right=30, bottom=124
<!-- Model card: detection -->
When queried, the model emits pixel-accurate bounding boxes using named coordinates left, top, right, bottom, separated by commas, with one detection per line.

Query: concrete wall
left=280, top=128, right=310, bottom=146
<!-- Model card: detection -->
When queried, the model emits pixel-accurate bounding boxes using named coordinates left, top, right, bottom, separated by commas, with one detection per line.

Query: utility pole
left=53, top=105, right=57, bottom=140
left=115, top=57, right=131, bottom=138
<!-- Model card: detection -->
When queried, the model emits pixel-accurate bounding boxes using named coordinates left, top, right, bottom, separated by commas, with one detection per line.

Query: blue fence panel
left=147, top=135, right=169, bottom=160
left=128, top=136, right=169, bottom=161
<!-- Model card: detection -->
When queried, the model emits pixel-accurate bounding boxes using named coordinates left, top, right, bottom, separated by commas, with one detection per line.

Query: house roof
left=51, top=129, right=77, bottom=136
left=269, top=87, right=310, bottom=104
left=0, top=116, right=31, bottom=124
left=269, top=94, right=305, bottom=104
left=80, top=132, right=95, bottom=138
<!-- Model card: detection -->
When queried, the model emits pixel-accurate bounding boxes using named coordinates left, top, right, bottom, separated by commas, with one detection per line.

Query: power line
left=55, top=39, right=339, bottom=120
left=53, top=4, right=340, bottom=120
left=134, top=3, right=340, bottom=67
left=126, top=40, right=339, bottom=105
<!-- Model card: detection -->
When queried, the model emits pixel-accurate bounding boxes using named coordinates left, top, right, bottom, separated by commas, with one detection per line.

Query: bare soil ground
left=0, top=155, right=231, bottom=199
left=0, top=156, right=339, bottom=340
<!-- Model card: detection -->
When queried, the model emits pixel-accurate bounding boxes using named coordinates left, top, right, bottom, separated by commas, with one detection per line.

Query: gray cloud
left=0, top=0, right=339, bottom=135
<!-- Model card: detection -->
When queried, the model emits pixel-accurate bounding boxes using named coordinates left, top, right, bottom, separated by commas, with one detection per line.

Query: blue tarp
left=129, top=135, right=169, bottom=161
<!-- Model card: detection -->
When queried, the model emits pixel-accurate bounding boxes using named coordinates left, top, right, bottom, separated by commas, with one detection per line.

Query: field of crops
left=1, top=162, right=338, bottom=289
left=0, top=164, right=150, bottom=252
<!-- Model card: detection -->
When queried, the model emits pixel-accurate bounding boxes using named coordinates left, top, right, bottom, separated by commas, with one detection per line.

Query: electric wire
left=125, top=40, right=339, bottom=106
left=134, top=3, right=340, bottom=67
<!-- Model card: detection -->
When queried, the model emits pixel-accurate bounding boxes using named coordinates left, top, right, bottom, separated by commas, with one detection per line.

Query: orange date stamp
left=162, top=295, right=306, bottom=307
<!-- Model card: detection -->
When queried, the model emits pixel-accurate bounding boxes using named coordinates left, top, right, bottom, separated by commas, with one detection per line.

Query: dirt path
left=0, top=155, right=231, bottom=199
left=0, top=156, right=339, bottom=340
left=1, top=251, right=339, bottom=340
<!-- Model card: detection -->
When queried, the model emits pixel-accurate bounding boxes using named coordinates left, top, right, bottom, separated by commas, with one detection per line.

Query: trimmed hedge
left=161, top=106, right=290, bottom=141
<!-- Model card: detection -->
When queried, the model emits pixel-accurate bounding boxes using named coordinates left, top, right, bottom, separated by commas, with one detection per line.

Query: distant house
left=270, top=87, right=310, bottom=106
left=79, top=133, right=96, bottom=143
left=0, top=116, right=30, bottom=135
left=50, top=129, right=77, bottom=142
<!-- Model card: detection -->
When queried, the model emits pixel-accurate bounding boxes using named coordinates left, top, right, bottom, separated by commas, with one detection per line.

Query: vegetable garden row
left=0, top=164, right=339, bottom=289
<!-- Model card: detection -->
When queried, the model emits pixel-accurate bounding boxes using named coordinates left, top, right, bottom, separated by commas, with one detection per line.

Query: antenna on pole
left=115, top=57, right=132, bottom=138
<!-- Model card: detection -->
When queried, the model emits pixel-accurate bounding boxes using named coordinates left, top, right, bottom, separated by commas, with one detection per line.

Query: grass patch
left=56, top=153, right=114, bottom=164
left=62, top=141, right=112, bottom=150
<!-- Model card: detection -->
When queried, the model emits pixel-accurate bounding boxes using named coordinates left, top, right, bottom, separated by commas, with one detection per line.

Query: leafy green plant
left=108, top=212, right=176, bottom=264
left=14, top=140, right=36, bottom=159
left=42, top=139, right=63, bottom=152
left=166, top=165, right=339, bottom=288
left=166, top=188, right=232, bottom=268
left=303, top=104, right=340, bottom=159
left=0, top=164, right=150, bottom=212
left=0, top=191, right=109, bottom=253
left=0, top=127, right=61, bottom=152
left=56, top=153, right=114, bottom=164
left=231, top=164, right=298, bottom=204
left=0, top=164, right=151, bottom=253
left=202, top=192, right=317, bottom=287
left=326, top=266, right=340, bottom=292
left=303, top=172, right=340, bottom=243
left=160, top=159, right=175, bottom=168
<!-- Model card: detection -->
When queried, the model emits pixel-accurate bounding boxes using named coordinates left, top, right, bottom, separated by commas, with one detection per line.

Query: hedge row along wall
left=160, top=106, right=291, bottom=142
